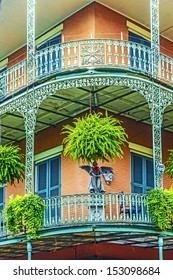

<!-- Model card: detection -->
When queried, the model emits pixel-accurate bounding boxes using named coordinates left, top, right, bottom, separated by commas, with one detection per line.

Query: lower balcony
left=1, top=192, right=173, bottom=259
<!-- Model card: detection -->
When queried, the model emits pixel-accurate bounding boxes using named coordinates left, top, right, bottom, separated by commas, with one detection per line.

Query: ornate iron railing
left=0, top=39, right=173, bottom=99
left=0, top=192, right=152, bottom=238
left=42, top=192, right=151, bottom=228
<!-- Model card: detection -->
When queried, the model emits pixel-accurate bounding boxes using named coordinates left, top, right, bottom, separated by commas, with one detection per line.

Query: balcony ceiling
left=2, top=77, right=173, bottom=145
left=0, top=0, right=173, bottom=60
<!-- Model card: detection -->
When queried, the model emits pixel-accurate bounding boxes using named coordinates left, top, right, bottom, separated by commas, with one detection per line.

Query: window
left=131, top=153, right=154, bottom=194
left=0, top=188, right=5, bottom=211
left=36, top=34, right=62, bottom=78
left=129, top=32, right=151, bottom=72
left=36, top=155, right=61, bottom=199
left=36, top=156, right=61, bottom=223
left=35, top=146, right=63, bottom=225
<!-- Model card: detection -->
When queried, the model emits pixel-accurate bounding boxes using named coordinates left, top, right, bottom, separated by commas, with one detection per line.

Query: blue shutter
left=36, top=155, right=61, bottom=198
left=49, top=157, right=61, bottom=197
left=37, top=161, right=48, bottom=198
left=131, top=153, right=154, bottom=194
left=131, top=154, right=143, bottom=193
left=37, top=34, right=61, bottom=78
left=49, top=35, right=62, bottom=71
left=146, top=158, right=154, bottom=191
left=129, top=32, right=151, bottom=71
left=0, top=188, right=5, bottom=211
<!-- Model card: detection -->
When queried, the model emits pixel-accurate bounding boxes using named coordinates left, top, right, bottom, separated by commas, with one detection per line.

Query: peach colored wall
left=95, top=3, right=128, bottom=40
left=63, top=3, right=95, bottom=42
left=7, top=46, right=27, bottom=68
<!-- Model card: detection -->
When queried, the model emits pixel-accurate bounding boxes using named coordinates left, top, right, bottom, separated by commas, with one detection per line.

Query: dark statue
left=80, top=162, right=114, bottom=194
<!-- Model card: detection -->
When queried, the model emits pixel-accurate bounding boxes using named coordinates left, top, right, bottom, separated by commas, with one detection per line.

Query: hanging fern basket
left=0, top=144, right=25, bottom=186
left=62, top=111, right=128, bottom=163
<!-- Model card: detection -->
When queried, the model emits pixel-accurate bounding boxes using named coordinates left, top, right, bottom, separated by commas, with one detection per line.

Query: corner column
left=151, top=86, right=164, bottom=188
left=27, top=240, right=32, bottom=260
left=150, top=0, right=160, bottom=78
left=24, top=112, right=36, bottom=193
left=158, top=236, right=163, bottom=260
left=27, top=0, right=36, bottom=84
left=150, top=0, right=164, bottom=188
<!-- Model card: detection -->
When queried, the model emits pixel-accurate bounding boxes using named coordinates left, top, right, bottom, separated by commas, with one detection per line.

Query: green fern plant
left=0, top=144, right=25, bottom=185
left=3, top=194, right=46, bottom=239
left=147, top=188, right=173, bottom=230
left=62, top=111, right=128, bottom=163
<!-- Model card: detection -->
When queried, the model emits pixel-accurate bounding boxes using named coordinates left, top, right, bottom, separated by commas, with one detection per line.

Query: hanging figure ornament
left=80, top=162, right=114, bottom=194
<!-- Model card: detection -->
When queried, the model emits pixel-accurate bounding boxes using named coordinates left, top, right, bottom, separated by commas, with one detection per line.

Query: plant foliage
left=3, top=194, right=46, bottom=239
left=147, top=188, right=173, bottom=230
left=165, top=149, right=173, bottom=180
left=0, top=144, right=25, bottom=185
left=62, top=112, right=128, bottom=163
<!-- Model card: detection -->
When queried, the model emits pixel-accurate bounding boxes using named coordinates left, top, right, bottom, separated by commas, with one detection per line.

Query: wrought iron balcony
left=0, top=192, right=152, bottom=239
left=0, top=39, right=173, bottom=100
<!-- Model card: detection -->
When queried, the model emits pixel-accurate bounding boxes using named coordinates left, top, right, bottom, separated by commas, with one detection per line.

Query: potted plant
left=147, top=187, right=173, bottom=230
left=3, top=193, right=46, bottom=239
left=62, top=111, right=128, bottom=163
left=0, top=144, right=25, bottom=186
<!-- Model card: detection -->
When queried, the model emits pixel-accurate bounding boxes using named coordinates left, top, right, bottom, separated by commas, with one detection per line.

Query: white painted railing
left=0, top=39, right=173, bottom=99
left=0, top=192, right=152, bottom=239
left=42, top=192, right=151, bottom=227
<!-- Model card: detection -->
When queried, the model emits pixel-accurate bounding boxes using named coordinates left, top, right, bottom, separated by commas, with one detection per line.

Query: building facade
left=0, top=0, right=173, bottom=260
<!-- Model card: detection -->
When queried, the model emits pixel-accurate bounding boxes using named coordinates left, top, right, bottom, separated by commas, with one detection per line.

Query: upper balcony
left=0, top=38, right=173, bottom=101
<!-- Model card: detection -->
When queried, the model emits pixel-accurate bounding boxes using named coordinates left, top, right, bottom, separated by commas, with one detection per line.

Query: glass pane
left=48, top=35, right=61, bottom=46
left=129, top=32, right=150, bottom=46
left=50, top=188, right=60, bottom=198
left=50, top=157, right=60, bottom=187
left=38, top=162, right=47, bottom=191
left=133, top=185, right=143, bottom=194
left=133, top=155, right=142, bottom=184
left=38, top=192, right=47, bottom=199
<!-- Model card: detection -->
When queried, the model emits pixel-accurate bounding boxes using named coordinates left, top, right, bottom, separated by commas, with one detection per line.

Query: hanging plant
left=62, top=111, right=128, bottom=163
left=165, top=149, right=173, bottom=180
left=147, top=188, right=173, bottom=230
left=3, top=194, right=46, bottom=239
left=0, top=144, right=25, bottom=185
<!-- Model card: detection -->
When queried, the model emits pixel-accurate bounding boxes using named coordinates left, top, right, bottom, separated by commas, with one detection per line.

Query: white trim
left=0, top=58, right=8, bottom=70
left=35, top=145, right=63, bottom=163
left=129, top=142, right=153, bottom=158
